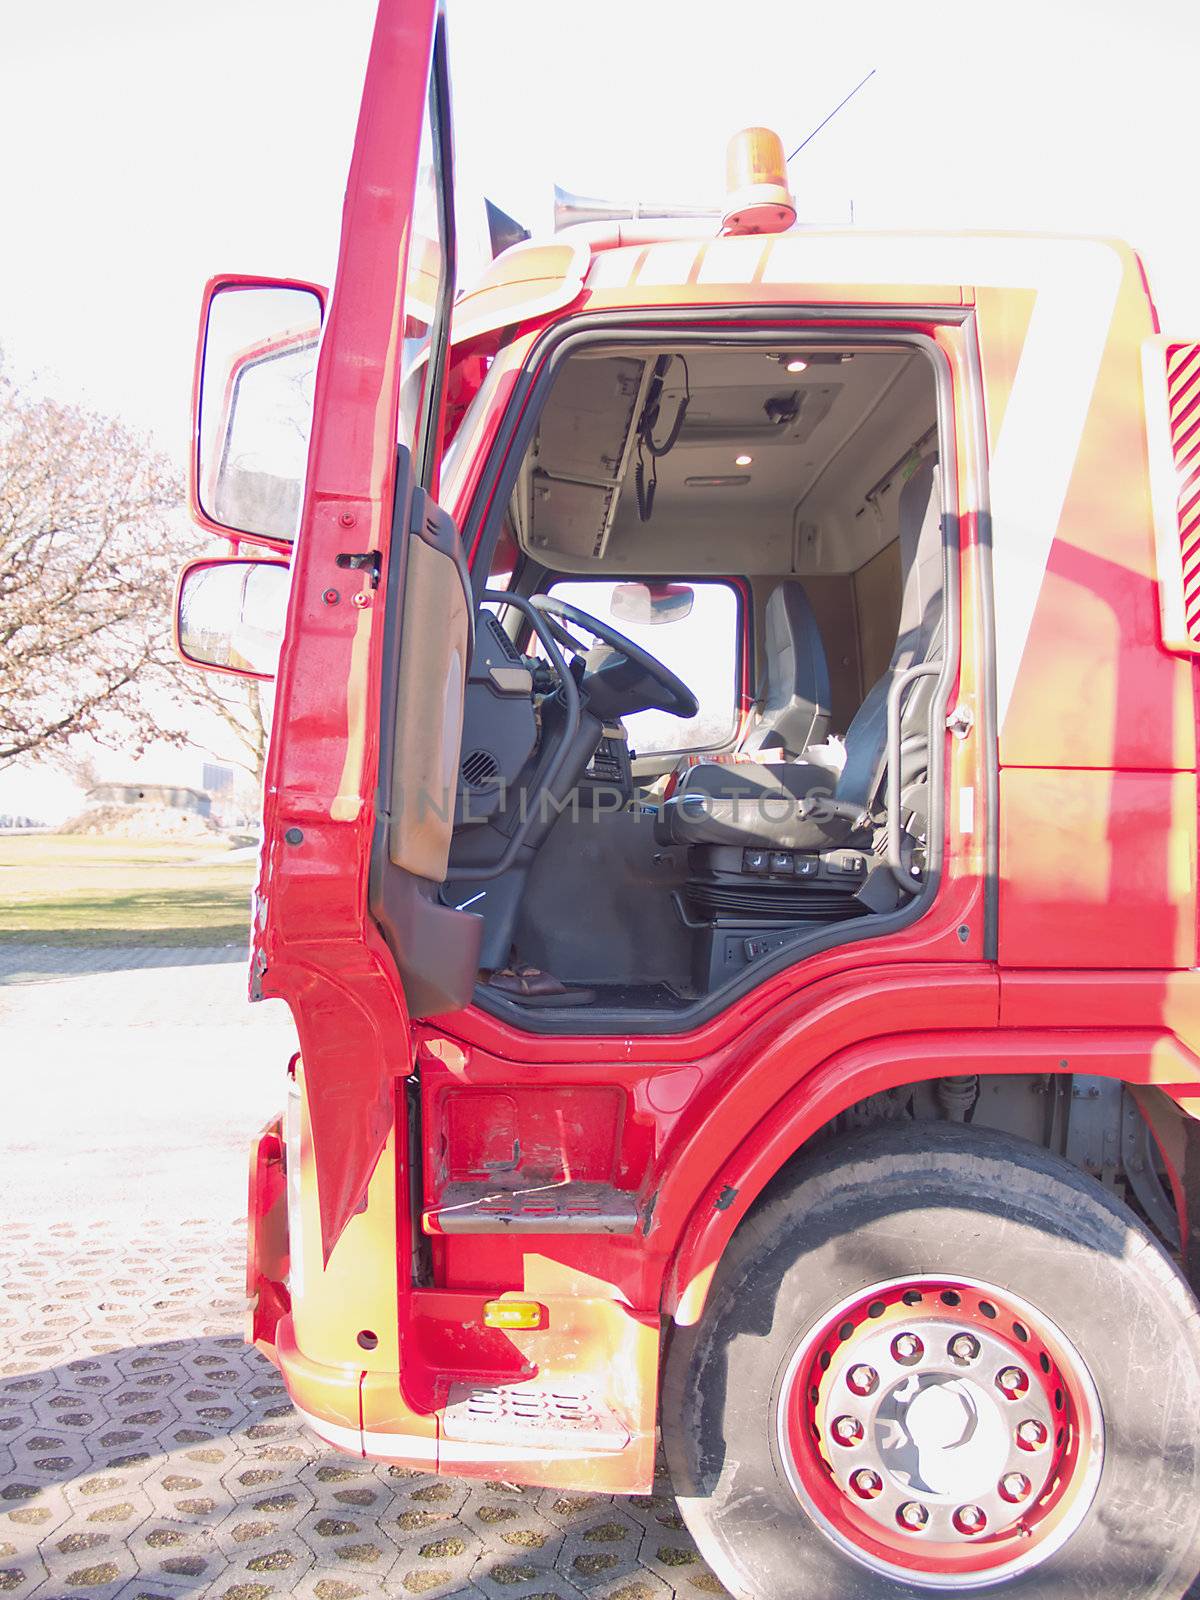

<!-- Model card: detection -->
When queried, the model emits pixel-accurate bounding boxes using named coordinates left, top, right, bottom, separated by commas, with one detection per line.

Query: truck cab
left=175, top=5, right=1200, bottom=1595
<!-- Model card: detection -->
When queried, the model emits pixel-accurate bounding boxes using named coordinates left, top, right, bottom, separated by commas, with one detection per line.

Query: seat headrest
left=747, top=580, right=832, bottom=756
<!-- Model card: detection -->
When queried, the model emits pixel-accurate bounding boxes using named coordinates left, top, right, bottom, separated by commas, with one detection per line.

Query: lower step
left=425, top=1180, right=640, bottom=1234
left=443, top=1382, right=629, bottom=1453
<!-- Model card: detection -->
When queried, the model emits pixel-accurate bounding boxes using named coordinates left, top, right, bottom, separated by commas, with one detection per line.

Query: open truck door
left=182, top=1, right=479, bottom=1261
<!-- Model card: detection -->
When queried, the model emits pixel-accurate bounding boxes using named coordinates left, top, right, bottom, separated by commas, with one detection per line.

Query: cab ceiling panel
left=669, top=380, right=840, bottom=449
left=521, top=345, right=935, bottom=576
left=536, top=356, right=644, bottom=481
left=525, top=356, right=647, bottom=562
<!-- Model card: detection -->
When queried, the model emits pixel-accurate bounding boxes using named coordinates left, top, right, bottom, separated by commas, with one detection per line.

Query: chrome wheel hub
left=822, top=1314, right=1055, bottom=1536
left=778, top=1276, right=1105, bottom=1590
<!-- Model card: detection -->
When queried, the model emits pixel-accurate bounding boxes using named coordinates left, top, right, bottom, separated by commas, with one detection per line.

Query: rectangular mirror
left=175, top=557, right=291, bottom=680
left=194, top=279, right=324, bottom=543
left=610, top=580, right=695, bottom=626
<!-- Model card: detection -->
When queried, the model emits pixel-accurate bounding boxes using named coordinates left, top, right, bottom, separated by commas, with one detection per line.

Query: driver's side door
left=256, top=2, right=477, bottom=1260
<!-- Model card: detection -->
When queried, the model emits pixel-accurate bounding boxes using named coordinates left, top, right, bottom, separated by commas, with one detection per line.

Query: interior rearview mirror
left=194, top=278, right=324, bottom=543
left=610, top=581, right=695, bottom=626
left=175, top=557, right=291, bottom=680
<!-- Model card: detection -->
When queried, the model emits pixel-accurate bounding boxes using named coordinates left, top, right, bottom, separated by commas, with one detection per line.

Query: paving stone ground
left=0, top=946, right=729, bottom=1600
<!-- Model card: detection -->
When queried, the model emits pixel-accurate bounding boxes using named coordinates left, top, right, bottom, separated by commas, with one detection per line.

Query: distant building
left=202, top=763, right=235, bottom=800
left=85, top=782, right=212, bottom=818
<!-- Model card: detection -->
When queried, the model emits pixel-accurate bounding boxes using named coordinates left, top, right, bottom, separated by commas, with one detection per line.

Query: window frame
left=409, top=15, right=457, bottom=495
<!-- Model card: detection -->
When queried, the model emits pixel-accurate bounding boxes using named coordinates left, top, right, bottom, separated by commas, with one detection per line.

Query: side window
left=547, top=579, right=740, bottom=756
left=483, top=522, right=518, bottom=596
left=397, top=27, right=454, bottom=488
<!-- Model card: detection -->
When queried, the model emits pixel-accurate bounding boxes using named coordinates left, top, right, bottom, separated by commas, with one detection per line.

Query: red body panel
left=999, top=768, right=1197, bottom=968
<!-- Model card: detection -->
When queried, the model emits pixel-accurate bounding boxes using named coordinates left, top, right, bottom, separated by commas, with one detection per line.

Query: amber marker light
left=482, top=1300, right=548, bottom=1330
left=722, top=127, right=796, bottom=236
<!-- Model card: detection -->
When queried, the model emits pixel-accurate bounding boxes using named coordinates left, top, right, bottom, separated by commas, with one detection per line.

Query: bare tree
left=187, top=674, right=271, bottom=791
left=0, top=362, right=190, bottom=767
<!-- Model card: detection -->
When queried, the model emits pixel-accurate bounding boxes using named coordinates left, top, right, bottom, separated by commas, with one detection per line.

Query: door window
left=547, top=579, right=740, bottom=755
left=398, top=23, right=455, bottom=488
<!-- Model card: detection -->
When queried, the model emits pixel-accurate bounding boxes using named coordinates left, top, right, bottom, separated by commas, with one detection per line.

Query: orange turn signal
left=723, top=127, right=796, bottom=237
left=482, top=1300, right=547, bottom=1331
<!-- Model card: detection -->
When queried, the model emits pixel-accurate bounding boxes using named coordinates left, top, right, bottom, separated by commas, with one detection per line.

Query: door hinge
left=946, top=703, right=975, bottom=739
left=336, top=550, right=382, bottom=588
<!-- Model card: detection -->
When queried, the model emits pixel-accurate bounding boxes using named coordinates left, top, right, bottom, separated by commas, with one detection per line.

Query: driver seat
left=660, top=455, right=943, bottom=855
left=742, top=580, right=833, bottom=757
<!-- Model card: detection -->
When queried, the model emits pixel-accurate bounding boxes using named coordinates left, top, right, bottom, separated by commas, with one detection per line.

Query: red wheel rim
left=777, top=1276, right=1104, bottom=1589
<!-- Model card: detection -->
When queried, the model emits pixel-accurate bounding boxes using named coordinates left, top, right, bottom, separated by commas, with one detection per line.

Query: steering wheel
left=529, top=594, right=699, bottom=720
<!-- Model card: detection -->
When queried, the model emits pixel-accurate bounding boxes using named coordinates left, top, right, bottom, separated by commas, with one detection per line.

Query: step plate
left=443, top=1383, right=629, bottom=1453
left=427, top=1181, right=640, bottom=1234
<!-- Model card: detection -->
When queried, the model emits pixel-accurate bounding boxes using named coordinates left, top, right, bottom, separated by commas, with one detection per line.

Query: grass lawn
left=0, top=835, right=256, bottom=946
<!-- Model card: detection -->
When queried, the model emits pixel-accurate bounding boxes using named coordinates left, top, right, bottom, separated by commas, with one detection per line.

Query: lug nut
left=850, top=1468, right=883, bottom=1500
left=891, top=1332, right=924, bottom=1365
left=848, top=1364, right=879, bottom=1396
left=949, top=1332, right=980, bottom=1362
left=831, top=1414, right=864, bottom=1446
left=1017, top=1418, right=1048, bottom=1449
left=1000, top=1471, right=1031, bottom=1502
left=897, top=1501, right=929, bottom=1531
left=996, top=1366, right=1029, bottom=1398
left=953, top=1505, right=987, bottom=1535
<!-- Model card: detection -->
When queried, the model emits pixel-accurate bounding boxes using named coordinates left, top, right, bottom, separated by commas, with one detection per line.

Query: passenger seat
left=660, top=455, right=942, bottom=855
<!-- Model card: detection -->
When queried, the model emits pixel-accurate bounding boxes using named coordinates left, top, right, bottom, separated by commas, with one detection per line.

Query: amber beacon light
left=722, top=127, right=796, bottom=236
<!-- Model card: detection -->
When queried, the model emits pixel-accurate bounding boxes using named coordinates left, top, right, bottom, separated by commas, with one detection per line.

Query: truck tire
left=662, top=1121, right=1200, bottom=1599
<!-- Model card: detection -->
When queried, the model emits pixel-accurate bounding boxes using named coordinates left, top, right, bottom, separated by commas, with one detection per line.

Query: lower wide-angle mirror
left=175, top=557, right=290, bottom=679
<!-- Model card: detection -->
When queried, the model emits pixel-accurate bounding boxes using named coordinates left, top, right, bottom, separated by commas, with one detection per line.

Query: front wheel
left=662, top=1122, right=1200, bottom=1599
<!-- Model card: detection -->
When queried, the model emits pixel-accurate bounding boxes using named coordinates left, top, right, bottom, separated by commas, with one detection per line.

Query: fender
left=664, top=1026, right=1200, bottom=1325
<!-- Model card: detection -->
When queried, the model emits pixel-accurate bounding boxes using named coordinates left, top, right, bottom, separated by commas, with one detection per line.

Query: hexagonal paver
left=0, top=945, right=722, bottom=1600
left=0, top=1212, right=717, bottom=1600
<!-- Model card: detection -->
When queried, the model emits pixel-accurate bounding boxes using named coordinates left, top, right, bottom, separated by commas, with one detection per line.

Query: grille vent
left=1166, top=343, right=1200, bottom=643
left=461, top=749, right=501, bottom=788
left=1144, top=336, right=1200, bottom=652
left=687, top=881, right=867, bottom=922
left=481, top=610, right=522, bottom=662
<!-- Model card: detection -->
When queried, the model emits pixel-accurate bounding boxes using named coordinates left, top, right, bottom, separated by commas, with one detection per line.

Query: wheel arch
left=663, top=1026, right=1200, bottom=1325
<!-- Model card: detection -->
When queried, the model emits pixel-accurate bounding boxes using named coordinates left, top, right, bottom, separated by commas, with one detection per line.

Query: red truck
left=174, top=4, right=1200, bottom=1594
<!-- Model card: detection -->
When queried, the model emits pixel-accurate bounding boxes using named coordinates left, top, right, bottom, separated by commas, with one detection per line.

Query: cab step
left=442, top=1382, right=629, bottom=1453
left=424, top=1180, right=640, bottom=1234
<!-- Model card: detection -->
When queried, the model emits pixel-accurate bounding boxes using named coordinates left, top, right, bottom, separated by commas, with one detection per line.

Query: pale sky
left=2, top=0, right=1198, bottom=818
left=2, top=0, right=1198, bottom=452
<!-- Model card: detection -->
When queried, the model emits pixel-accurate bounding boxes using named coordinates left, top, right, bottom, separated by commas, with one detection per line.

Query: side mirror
left=191, top=276, right=325, bottom=544
left=610, top=581, right=695, bottom=626
left=174, top=557, right=291, bottom=680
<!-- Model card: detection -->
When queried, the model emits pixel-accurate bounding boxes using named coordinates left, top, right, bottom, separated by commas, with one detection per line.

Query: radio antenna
left=787, top=68, right=877, bottom=163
